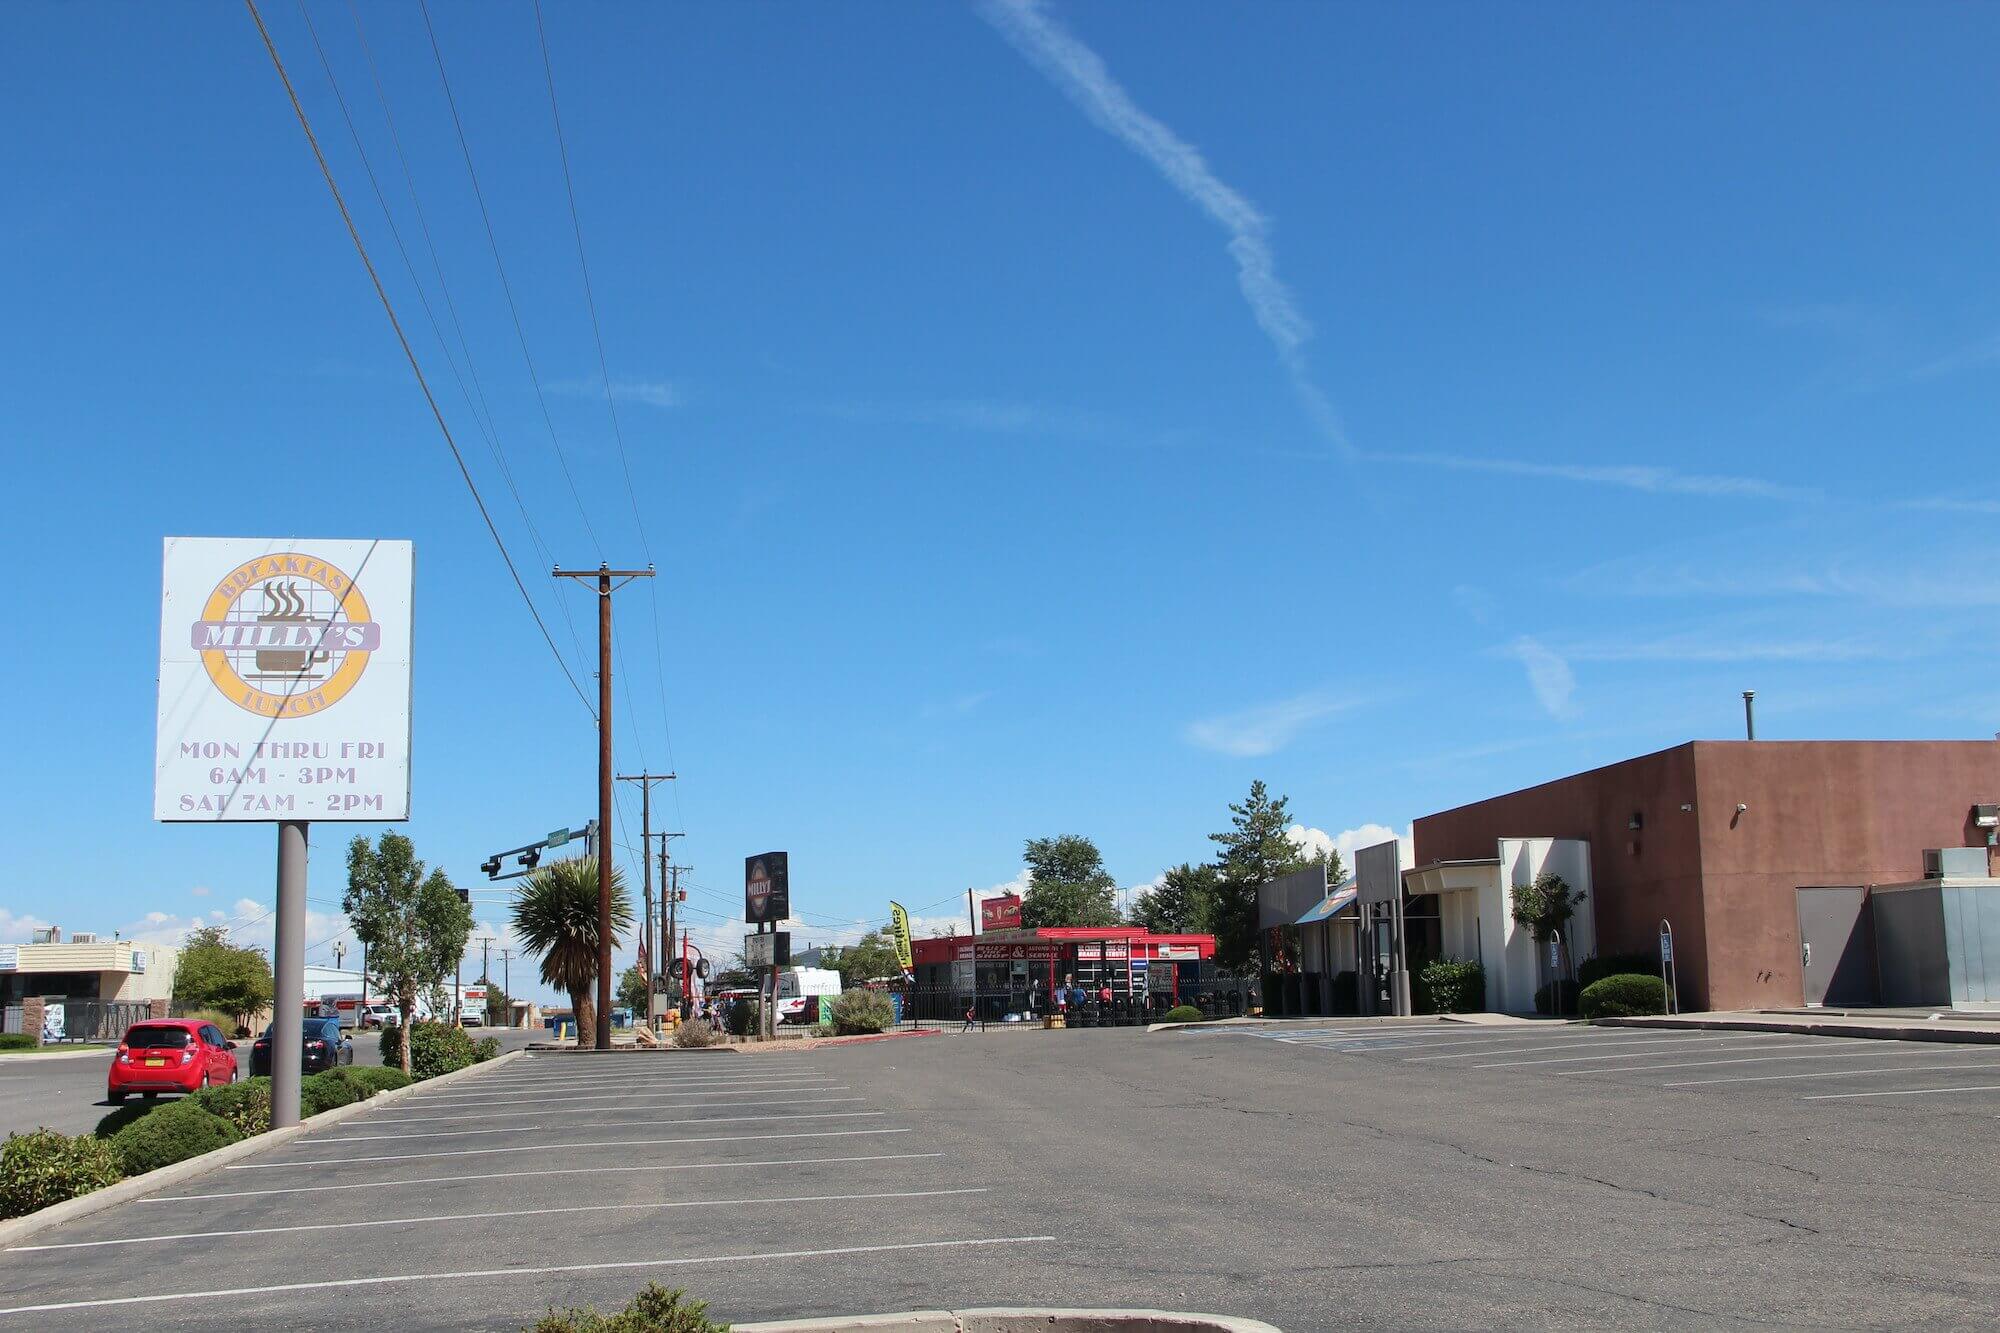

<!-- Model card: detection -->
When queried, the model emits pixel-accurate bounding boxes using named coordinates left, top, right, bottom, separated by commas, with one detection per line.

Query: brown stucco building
left=1411, top=741, right=2000, bottom=1011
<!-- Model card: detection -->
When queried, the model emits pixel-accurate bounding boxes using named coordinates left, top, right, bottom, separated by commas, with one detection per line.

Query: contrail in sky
left=979, top=0, right=1354, bottom=459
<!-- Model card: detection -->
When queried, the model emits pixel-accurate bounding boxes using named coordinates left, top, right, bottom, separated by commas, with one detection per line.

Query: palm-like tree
left=512, top=856, right=633, bottom=1049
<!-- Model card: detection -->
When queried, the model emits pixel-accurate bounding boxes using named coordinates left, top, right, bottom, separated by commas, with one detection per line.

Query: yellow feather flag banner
left=889, top=901, right=914, bottom=971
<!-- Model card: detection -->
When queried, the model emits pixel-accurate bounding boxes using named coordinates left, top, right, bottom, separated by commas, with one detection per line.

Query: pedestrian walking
left=961, top=1000, right=976, bottom=1032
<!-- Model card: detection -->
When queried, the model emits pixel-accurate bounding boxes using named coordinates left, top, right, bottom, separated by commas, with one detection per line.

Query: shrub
left=829, top=989, right=893, bottom=1036
left=530, top=1282, right=728, bottom=1333
left=1158, top=1004, right=1204, bottom=1024
left=1580, top=973, right=1669, bottom=1020
left=0, top=1033, right=42, bottom=1053
left=724, top=998, right=759, bottom=1038
left=109, top=1100, right=240, bottom=1175
left=95, top=1102, right=157, bottom=1140
left=672, top=1018, right=724, bottom=1049
left=0, top=1129, right=124, bottom=1218
left=1416, top=959, right=1486, bottom=1014
left=385, top=1020, right=479, bottom=1080
left=299, top=1071, right=362, bottom=1117
left=1533, top=979, right=1579, bottom=1016
left=347, top=1066, right=412, bottom=1095
left=172, top=1007, right=242, bottom=1037
left=1578, top=953, right=1657, bottom=989
left=474, top=1036, right=501, bottom=1063
left=190, top=1076, right=272, bottom=1136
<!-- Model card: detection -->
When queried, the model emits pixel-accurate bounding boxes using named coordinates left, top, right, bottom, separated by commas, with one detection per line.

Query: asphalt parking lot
left=1, top=1020, right=1997, bottom=1330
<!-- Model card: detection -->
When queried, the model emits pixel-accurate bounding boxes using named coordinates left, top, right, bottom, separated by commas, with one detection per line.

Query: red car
left=108, top=1019, right=239, bottom=1102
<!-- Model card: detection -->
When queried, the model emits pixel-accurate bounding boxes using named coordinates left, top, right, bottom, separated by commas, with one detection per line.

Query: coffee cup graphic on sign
left=252, top=580, right=331, bottom=680
left=745, top=852, right=790, bottom=924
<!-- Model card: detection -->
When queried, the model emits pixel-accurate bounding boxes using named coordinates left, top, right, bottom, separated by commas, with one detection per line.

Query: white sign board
left=155, top=538, right=412, bottom=822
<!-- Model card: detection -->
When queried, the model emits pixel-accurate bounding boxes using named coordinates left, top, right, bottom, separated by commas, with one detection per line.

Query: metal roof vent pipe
left=1743, top=690, right=1756, bottom=740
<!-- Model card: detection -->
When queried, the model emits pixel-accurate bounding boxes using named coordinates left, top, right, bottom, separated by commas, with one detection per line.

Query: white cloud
left=0, top=908, right=54, bottom=946
left=980, top=0, right=1352, bottom=459
left=547, top=376, right=680, bottom=410
left=1287, top=823, right=1414, bottom=876
left=189, top=886, right=210, bottom=898
left=1185, top=691, right=1357, bottom=758
left=1503, top=636, right=1576, bottom=718
left=1366, top=451, right=1818, bottom=503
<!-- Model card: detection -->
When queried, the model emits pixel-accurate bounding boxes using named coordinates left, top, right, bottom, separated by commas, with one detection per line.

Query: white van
left=776, top=967, right=843, bottom=1025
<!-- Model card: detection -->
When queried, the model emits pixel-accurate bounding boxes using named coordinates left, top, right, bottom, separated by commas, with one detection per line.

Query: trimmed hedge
left=0, top=1034, right=41, bottom=1053
left=190, top=1076, right=272, bottom=1136
left=299, top=1071, right=363, bottom=1117
left=383, top=1021, right=480, bottom=1080
left=0, top=1129, right=124, bottom=1218
left=724, top=998, right=760, bottom=1037
left=1580, top=973, right=1668, bottom=1020
left=1534, top=979, right=1580, bottom=1016
left=173, top=1007, right=243, bottom=1038
left=475, top=1036, right=501, bottom=1063
left=1160, top=1005, right=1205, bottom=1024
left=1578, top=953, right=1657, bottom=989
left=1416, top=959, right=1486, bottom=1014
left=829, top=990, right=893, bottom=1036
left=95, top=1102, right=157, bottom=1140
left=345, top=1065, right=412, bottom=1095
left=108, top=1100, right=240, bottom=1175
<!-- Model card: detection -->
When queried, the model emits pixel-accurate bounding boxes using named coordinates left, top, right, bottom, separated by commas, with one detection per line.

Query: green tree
left=817, top=930, right=902, bottom=988
left=343, top=833, right=474, bottom=1076
left=170, top=925, right=273, bottom=1025
left=481, top=979, right=511, bottom=1027
left=1130, top=863, right=1218, bottom=934
left=1510, top=871, right=1584, bottom=942
left=616, top=963, right=649, bottom=1017
left=1019, top=835, right=1121, bottom=928
left=511, top=857, right=632, bottom=1050
left=1208, top=781, right=1312, bottom=972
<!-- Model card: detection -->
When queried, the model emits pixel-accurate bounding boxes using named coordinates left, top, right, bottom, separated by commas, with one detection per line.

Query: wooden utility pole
left=556, top=562, right=654, bottom=1050
left=617, top=772, right=675, bottom=1028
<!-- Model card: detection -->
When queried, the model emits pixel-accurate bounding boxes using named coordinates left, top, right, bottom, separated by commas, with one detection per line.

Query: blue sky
left=3, top=2, right=1996, bottom=998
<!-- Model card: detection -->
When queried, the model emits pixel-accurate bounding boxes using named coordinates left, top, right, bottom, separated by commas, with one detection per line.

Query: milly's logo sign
left=189, top=553, right=381, bottom=718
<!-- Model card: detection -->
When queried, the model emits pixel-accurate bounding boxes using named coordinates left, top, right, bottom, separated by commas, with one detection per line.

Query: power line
left=243, top=0, right=594, bottom=718
left=415, top=0, right=602, bottom=561
left=531, top=1, right=687, bottom=840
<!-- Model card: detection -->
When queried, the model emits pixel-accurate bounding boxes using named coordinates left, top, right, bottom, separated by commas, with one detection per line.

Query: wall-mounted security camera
left=1679, top=803, right=1694, bottom=813
left=1736, top=802, right=1749, bottom=813
left=1974, top=803, right=1999, bottom=829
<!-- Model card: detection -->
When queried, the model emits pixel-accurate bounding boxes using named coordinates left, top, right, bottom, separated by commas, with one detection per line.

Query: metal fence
left=38, top=1000, right=152, bottom=1043
left=1, top=1006, right=20, bottom=1036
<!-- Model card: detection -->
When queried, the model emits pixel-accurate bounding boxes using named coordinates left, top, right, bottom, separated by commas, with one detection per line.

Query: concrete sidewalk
left=1599, top=1008, right=2000, bottom=1044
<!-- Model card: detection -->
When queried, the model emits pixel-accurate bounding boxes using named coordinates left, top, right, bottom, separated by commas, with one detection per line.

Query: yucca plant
left=512, top=856, right=632, bottom=1050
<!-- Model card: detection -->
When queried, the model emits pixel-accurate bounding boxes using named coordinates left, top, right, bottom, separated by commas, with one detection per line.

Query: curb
left=736, top=1308, right=1282, bottom=1332
left=522, top=1044, right=743, bottom=1055
left=0, top=1046, right=115, bottom=1062
left=1595, top=1016, right=2000, bottom=1045
left=0, top=1049, right=524, bottom=1251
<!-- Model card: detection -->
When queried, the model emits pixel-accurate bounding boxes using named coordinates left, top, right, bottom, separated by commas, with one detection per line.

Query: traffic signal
left=480, top=855, right=502, bottom=879
left=455, top=888, right=470, bottom=906
left=518, top=846, right=542, bottom=871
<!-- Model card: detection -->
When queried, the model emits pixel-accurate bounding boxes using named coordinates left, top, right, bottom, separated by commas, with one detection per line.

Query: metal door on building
left=1796, top=886, right=1878, bottom=1007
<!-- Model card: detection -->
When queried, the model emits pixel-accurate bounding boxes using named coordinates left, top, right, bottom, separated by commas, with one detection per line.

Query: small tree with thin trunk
left=343, top=833, right=473, bottom=1076
left=1510, top=871, right=1584, bottom=942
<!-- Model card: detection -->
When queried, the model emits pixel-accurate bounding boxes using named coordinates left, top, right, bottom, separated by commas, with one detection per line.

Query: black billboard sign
left=745, top=852, right=790, bottom=924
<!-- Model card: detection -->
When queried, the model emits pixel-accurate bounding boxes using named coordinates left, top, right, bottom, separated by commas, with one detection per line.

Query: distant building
left=0, top=933, right=179, bottom=1006
left=1409, top=740, right=2000, bottom=1011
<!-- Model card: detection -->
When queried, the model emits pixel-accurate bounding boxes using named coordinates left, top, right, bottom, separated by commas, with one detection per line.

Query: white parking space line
left=1664, top=1062, right=2000, bottom=1087
left=400, top=1081, right=842, bottom=1109
left=147, top=1150, right=946, bottom=1202
left=7, top=1187, right=988, bottom=1253
left=1408, top=1033, right=1768, bottom=1062
left=409, top=1074, right=843, bottom=1094
left=1803, top=1082, right=2000, bottom=1101
left=1469, top=1039, right=1787, bottom=1069
left=0, top=1235, right=1058, bottom=1318
left=307, top=1110, right=884, bottom=1143
left=1552, top=1042, right=1878, bottom=1073
left=356, top=1095, right=864, bottom=1126
left=231, top=1125, right=911, bottom=1169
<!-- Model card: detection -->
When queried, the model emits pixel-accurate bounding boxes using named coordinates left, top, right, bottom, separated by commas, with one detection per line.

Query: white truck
left=776, top=967, right=843, bottom=1025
